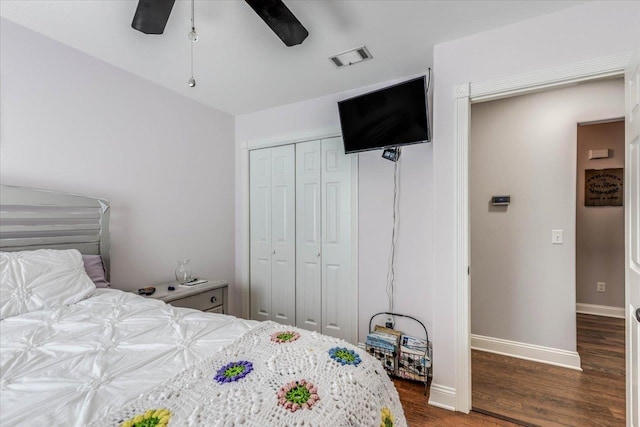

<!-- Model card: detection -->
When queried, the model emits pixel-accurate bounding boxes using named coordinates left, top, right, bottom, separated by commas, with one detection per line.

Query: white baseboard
left=428, top=383, right=457, bottom=411
left=362, top=340, right=458, bottom=411
left=471, top=334, right=582, bottom=371
left=576, top=303, right=625, bottom=319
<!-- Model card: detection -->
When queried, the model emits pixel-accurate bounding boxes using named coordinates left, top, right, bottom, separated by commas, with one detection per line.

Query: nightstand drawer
left=170, top=288, right=223, bottom=311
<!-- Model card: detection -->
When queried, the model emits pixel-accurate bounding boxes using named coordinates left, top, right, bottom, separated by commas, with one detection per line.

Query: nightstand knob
left=210, top=296, right=217, bottom=303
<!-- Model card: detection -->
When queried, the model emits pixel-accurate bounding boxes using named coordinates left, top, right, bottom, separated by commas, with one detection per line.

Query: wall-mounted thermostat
left=492, top=195, right=510, bottom=206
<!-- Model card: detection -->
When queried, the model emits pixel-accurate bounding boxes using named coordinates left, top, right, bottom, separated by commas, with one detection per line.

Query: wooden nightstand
left=145, top=280, right=228, bottom=314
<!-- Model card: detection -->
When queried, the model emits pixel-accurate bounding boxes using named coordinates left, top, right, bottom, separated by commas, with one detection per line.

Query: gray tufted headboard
left=0, top=185, right=111, bottom=279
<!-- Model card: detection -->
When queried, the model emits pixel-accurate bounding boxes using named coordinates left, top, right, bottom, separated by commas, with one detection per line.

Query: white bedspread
left=94, top=321, right=407, bottom=427
left=0, top=289, right=257, bottom=426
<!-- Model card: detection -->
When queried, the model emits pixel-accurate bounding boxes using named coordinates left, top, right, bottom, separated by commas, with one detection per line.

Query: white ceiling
left=0, top=1, right=583, bottom=115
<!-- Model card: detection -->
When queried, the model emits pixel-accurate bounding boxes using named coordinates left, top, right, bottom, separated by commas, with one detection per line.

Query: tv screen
left=338, top=76, right=430, bottom=154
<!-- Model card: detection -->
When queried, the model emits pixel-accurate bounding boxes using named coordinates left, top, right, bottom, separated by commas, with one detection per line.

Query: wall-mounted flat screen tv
left=338, top=76, right=430, bottom=154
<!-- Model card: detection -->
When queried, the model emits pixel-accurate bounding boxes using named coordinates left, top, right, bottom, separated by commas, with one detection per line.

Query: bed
left=0, top=185, right=406, bottom=426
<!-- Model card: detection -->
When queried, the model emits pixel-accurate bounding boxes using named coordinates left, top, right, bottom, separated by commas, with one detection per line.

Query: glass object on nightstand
left=175, top=259, right=192, bottom=284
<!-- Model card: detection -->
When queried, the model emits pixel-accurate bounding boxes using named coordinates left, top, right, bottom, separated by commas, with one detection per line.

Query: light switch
left=552, top=229, right=563, bottom=244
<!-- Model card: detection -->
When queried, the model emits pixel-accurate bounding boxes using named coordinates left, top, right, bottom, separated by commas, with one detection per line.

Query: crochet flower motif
left=214, top=360, right=253, bottom=384
left=120, top=408, right=172, bottom=427
left=270, top=331, right=300, bottom=344
left=328, top=347, right=361, bottom=366
left=380, top=407, right=394, bottom=427
left=277, top=379, right=319, bottom=412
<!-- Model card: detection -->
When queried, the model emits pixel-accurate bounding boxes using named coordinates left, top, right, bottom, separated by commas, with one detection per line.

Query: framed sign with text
left=584, top=168, right=623, bottom=206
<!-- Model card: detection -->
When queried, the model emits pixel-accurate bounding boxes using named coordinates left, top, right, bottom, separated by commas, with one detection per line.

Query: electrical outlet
left=385, top=318, right=394, bottom=329
left=597, top=282, right=606, bottom=293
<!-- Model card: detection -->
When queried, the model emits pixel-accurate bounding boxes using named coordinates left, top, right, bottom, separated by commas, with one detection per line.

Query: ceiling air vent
left=329, top=45, right=373, bottom=68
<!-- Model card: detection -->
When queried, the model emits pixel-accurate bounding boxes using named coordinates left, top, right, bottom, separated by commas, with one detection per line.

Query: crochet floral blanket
left=94, top=321, right=407, bottom=427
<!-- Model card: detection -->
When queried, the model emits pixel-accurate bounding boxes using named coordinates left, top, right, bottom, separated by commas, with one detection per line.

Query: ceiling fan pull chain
left=188, top=0, right=197, bottom=87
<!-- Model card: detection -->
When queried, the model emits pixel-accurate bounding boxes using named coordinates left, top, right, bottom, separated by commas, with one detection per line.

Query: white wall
left=235, top=1, right=639, bottom=404
left=470, top=79, right=624, bottom=351
left=235, top=79, right=434, bottom=342
left=0, top=19, right=237, bottom=298
left=433, top=0, right=639, bottom=404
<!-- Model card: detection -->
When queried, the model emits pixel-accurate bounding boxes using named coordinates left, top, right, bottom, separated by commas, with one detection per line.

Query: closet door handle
left=272, top=250, right=276, bottom=255
left=636, top=308, right=640, bottom=323
left=317, top=252, right=321, bottom=257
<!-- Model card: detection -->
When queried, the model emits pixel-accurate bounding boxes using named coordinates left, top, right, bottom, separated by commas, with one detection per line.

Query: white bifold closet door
left=296, top=140, right=322, bottom=332
left=250, top=145, right=296, bottom=325
left=249, top=148, right=271, bottom=322
left=296, top=137, right=352, bottom=342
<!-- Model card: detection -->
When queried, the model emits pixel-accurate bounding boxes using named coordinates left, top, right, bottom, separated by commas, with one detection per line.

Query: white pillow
left=0, top=249, right=96, bottom=319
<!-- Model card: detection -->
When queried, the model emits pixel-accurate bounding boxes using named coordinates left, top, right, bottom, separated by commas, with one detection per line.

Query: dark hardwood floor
left=471, top=314, right=625, bottom=426
left=394, top=378, right=520, bottom=426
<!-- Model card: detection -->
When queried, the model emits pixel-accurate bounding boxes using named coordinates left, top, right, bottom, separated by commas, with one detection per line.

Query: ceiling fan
left=131, top=0, right=309, bottom=47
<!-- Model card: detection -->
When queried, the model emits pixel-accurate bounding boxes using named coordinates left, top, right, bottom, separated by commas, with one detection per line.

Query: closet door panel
left=249, top=148, right=272, bottom=321
left=296, top=141, right=322, bottom=332
left=321, top=137, right=352, bottom=341
left=270, top=144, right=296, bottom=325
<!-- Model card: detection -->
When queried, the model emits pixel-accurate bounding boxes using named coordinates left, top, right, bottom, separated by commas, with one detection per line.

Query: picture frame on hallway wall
left=584, top=168, right=623, bottom=206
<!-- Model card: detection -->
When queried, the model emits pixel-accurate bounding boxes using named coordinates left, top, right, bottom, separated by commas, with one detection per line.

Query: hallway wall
left=576, top=120, right=625, bottom=308
left=470, top=78, right=624, bottom=352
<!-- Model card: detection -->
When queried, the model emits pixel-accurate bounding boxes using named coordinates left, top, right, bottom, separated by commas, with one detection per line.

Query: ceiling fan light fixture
left=329, top=45, right=373, bottom=69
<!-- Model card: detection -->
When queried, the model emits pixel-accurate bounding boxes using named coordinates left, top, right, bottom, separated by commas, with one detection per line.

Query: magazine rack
left=368, top=312, right=431, bottom=393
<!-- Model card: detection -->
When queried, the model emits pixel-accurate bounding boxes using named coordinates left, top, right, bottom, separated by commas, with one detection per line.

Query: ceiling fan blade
left=131, top=0, right=176, bottom=35
left=245, top=0, right=309, bottom=47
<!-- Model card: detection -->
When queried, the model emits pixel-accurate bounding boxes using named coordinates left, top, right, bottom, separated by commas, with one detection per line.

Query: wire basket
left=368, top=312, right=431, bottom=390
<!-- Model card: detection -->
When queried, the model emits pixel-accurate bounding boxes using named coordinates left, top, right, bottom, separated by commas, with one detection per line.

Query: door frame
left=239, top=129, right=360, bottom=345
left=453, top=51, right=633, bottom=415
